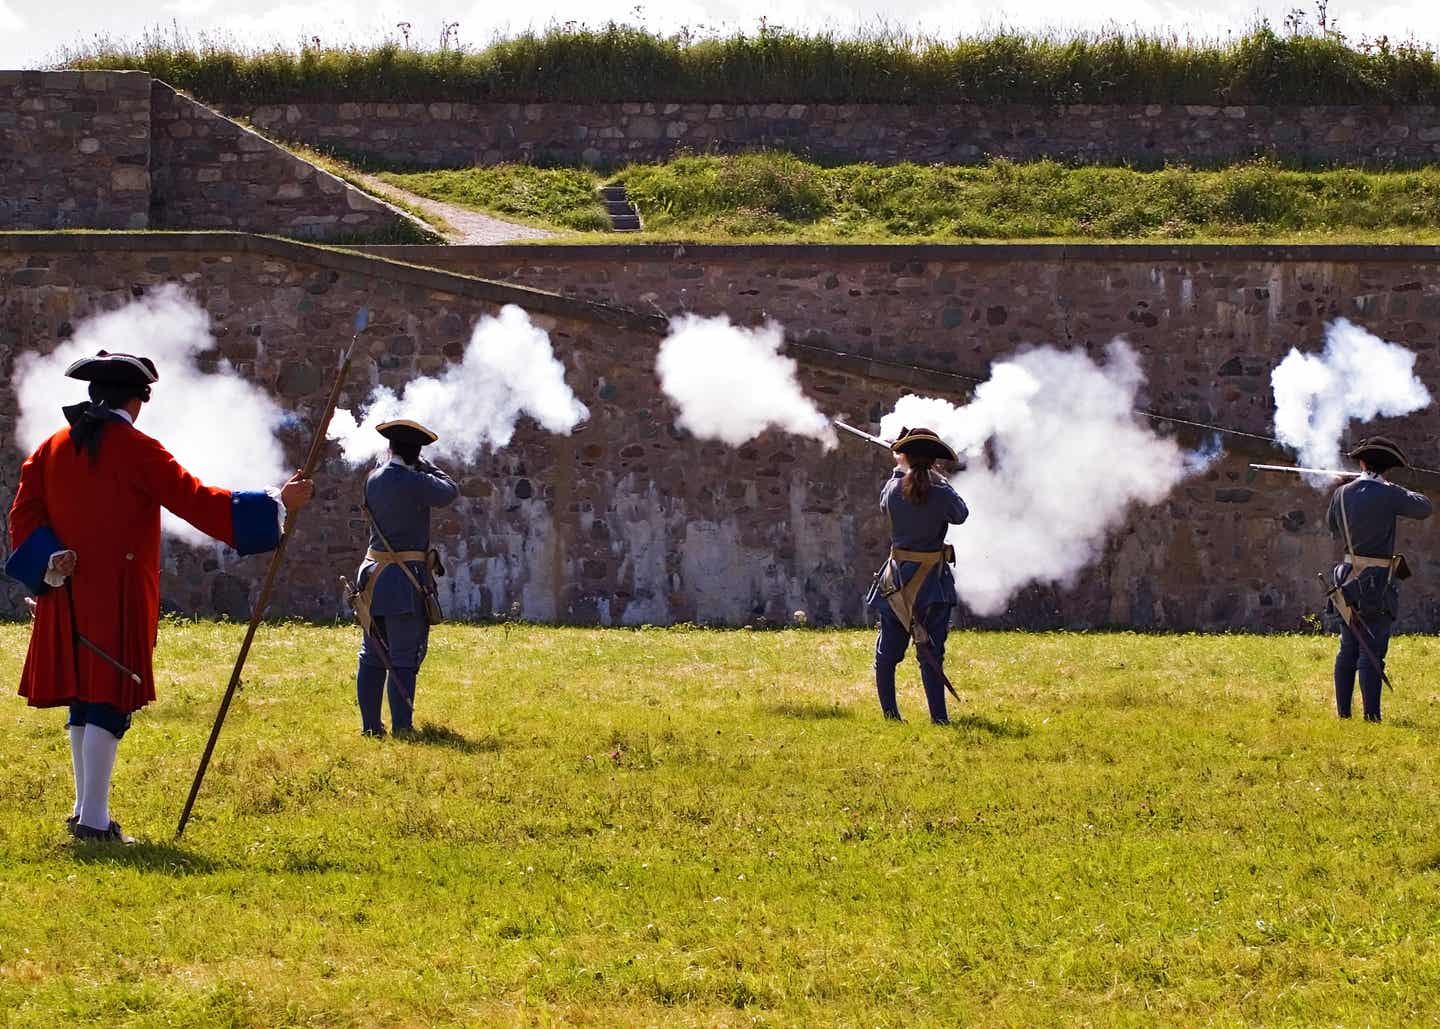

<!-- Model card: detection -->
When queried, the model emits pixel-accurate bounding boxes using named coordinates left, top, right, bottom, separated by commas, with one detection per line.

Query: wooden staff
left=176, top=309, right=370, bottom=837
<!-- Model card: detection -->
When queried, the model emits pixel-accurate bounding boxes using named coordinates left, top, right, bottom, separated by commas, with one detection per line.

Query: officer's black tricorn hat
left=1348, top=435, right=1410, bottom=470
left=891, top=426, right=958, bottom=463
left=64, top=351, right=159, bottom=387
left=376, top=419, right=439, bottom=448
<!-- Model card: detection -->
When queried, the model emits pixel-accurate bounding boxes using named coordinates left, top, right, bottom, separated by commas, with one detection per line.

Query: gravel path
left=356, top=173, right=557, bottom=244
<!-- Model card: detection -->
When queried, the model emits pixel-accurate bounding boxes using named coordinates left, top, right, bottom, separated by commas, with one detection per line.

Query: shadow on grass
left=70, top=839, right=219, bottom=875
left=397, top=723, right=503, bottom=754
left=765, top=701, right=853, bottom=720
left=949, top=713, right=1032, bottom=739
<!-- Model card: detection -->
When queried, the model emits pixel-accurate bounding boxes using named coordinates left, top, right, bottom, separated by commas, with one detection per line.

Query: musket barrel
left=1249, top=463, right=1358, bottom=478
left=833, top=419, right=892, bottom=450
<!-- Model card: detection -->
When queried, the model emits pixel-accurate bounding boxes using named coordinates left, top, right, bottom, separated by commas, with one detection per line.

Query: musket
left=1250, top=463, right=1358, bottom=478
left=1253, top=462, right=1440, bottom=479
left=1317, top=572, right=1396, bottom=692
left=176, top=308, right=372, bottom=837
left=833, top=418, right=892, bottom=451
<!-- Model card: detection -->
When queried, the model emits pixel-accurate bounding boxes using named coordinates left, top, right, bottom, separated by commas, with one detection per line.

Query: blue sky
left=3, top=0, right=1438, bottom=68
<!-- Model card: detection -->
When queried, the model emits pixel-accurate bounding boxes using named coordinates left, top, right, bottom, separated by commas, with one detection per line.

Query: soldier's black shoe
left=361, top=728, right=387, bottom=739
left=66, top=815, right=78, bottom=837
left=74, top=820, right=135, bottom=845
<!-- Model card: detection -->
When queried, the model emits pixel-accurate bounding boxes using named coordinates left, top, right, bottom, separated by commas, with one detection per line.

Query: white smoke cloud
left=880, top=341, right=1200, bottom=617
left=656, top=314, right=837, bottom=449
left=329, top=304, right=589, bottom=466
left=1271, top=318, right=1431, bottom=479
left=12, top=285, right=289, bottom=546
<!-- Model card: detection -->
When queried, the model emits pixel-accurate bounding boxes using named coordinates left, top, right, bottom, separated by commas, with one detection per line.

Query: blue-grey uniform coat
left=865, top=467, right=969, bottom=610
left=356, top=457, right=460, bottom=616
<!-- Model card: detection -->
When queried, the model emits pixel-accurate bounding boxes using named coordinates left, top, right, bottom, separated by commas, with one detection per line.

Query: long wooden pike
left=176, top=308, right=371, bottom=837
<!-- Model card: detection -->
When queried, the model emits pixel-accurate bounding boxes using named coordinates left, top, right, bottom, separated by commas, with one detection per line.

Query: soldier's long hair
left=901, top=456, right=935, bottom=505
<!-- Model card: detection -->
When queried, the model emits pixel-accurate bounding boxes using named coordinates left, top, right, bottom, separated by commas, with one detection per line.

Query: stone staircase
left=599, top=184, right=642, bottom=232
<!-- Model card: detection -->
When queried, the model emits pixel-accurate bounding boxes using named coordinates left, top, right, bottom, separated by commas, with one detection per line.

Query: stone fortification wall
left=0, top=70, right=151, bottom=229
left=5, top=235, right=1440, bottom=632
left=363, top=241, right=1440, bottom=631
left=0, top=72, right=421, bottom=240
left=233, top=99, right=1440, bottom=169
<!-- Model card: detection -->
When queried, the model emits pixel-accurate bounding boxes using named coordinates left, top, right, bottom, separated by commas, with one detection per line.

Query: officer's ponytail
left=65, top=381, right=151, bottom=460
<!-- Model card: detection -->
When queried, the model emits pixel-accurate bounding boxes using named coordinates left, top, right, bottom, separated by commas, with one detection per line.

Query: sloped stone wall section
left=148, top=83, right=424, bottom=240
left=0, top=70, right=150, bottom=229
left=233, top=99, right=1440, bottom=169
left=0, top=70, right=425, bottom=239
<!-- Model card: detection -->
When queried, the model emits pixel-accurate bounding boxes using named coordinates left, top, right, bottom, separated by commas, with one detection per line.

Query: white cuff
left=43, top=549, right=77, bottom=588
left=266, top=487, right=287, bottom=535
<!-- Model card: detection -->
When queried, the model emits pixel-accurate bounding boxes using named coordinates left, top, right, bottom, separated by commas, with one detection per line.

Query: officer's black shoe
left=931, top=717, right=951, bottom=727
left=74, top=820, right=135, bottom=845
left=66, top=814, right=78, bottom=837
left=361, top=728, right=387, bottom=739
left=882, top=710, right=904, bottom=722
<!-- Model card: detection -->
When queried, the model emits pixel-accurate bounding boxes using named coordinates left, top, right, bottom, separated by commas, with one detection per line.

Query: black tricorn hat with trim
left=377, top=419, right=439, bottom=448
left=890, top=426, right=958, bottom=463
left=1348, top=435, right=1410, bottom=470
left=64, top=351, right=159, bottom=387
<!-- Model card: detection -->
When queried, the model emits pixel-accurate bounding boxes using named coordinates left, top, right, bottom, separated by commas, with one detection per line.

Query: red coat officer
left=5, top=349, right=312, bottom=845
left=7, top=352, right=292, bottom=713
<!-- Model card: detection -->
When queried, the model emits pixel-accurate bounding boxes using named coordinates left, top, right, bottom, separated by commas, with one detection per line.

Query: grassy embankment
left=60, top=26, right=1440, bottom=106
left=4, top=620, right=1440, bottom=1024
left=379, top=155, right=1440, bottom=243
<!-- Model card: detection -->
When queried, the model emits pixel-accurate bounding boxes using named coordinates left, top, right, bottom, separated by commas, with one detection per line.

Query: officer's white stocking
left=68, top=725, right=86, bottom=819
left=78, top=725, right=120, bottom=831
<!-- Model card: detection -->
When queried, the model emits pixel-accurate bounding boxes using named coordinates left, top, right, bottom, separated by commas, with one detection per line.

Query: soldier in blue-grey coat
left=352, top=420, right=459, bottom=736
left=866, top=426, right=969, bottom=724
left=1325, top=436, right=1432, bottom=722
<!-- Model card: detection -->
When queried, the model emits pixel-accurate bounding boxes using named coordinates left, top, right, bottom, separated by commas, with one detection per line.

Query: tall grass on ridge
left=56, top=24, right=1440, bottom=106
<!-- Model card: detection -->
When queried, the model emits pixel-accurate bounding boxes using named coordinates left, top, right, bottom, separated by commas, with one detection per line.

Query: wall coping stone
left=362, top=241, right=1440, bottom=264
left=0, top=232, right=666, bottom=335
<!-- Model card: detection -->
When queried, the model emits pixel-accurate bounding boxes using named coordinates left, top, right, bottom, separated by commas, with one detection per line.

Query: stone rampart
left=0, top=70, right=151, bottom=229
left=148, top=84, right=421, bottom=240
left=5, top=235, right=1440, bottom=632
left=233, top=99, right=1440, bottom=169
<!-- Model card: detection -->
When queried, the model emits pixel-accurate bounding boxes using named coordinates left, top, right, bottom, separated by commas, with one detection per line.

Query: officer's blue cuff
left=231, top=491, right=282, bottom=556
left=4, top=525, right=65, bottom=595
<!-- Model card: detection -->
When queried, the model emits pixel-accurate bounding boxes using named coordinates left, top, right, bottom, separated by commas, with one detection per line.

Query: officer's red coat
left=9, top=419, right=273, bottom=713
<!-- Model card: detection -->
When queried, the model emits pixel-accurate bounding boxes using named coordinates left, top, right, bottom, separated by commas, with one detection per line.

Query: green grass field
left=4, top=620, right=1440, bottom=1025
left=382, top=155, right=1440, bottom=244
